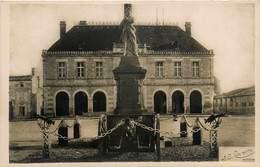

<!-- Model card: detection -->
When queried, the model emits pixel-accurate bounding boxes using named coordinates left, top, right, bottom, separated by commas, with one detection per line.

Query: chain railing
left=183, top=115, right=193, bottom=127
left=198, top=119, right=212, bottom=131
left=130, top=116, right=220, bottom=157
left=50, top=119, right=125, bottom=142
left=41, top=127, right=58, bottom=135
left=46, top=117, right=216, bottom=141
left=51, top=118, right=202, bottom=144
left=130, top=118, right=200, bottom=137
left=38, top=115, right=221, bottom=159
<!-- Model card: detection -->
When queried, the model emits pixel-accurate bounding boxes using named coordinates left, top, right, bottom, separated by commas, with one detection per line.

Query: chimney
left=32, top=68, right=35, bottom=76
left=60, top=21, right=66, bottom=39
left=124, top=4, right=132, bottom=14
left=185, top=22, right=191, bottom=36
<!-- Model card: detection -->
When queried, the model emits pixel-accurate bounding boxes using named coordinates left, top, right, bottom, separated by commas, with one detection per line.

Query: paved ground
left=9, top=115, right=255, bottom=163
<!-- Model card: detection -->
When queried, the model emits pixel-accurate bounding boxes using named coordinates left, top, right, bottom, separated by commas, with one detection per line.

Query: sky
left=9, top=2, right=255, bottom=93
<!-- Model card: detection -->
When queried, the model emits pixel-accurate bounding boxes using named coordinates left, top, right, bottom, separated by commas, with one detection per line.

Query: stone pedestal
left=113, top=56, right=148, bottom=115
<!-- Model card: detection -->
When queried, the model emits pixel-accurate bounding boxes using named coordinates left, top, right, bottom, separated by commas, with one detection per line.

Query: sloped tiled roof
left=48, top=25, right=209, bottom=52
left=215, top=86, right=255, bottom=98
left=9, top=75, right=32, bottom=81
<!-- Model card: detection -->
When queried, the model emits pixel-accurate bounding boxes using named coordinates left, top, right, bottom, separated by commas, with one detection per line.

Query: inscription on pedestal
left=120, top=76, right=138, bottom=108
left=113, top=57, right=147, bottom=114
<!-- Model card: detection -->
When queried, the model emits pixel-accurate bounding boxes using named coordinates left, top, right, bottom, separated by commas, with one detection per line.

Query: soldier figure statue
left=120, top=7, right=138, bottom=56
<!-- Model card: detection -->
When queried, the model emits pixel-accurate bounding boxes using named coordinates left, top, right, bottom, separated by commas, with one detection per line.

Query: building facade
left=42, top=21, right=215, bottom=117
left=9, top=68, right=43, bottom=119
left=213, top=86, right=255, bottom=114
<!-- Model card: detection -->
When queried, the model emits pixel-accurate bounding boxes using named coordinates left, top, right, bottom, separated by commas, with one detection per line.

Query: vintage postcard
left=0, top=1, right=259, bottom=167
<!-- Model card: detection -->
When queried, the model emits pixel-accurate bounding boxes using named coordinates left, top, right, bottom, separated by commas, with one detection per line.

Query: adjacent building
left=213, top=86, right=255, bottom=114
left=9, top=68, right=43, bottom=119
left=42, top=20, right=215, bottom=117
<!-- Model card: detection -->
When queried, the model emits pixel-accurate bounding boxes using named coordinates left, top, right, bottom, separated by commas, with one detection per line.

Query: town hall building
left=42, top=19, right=215, bottom=117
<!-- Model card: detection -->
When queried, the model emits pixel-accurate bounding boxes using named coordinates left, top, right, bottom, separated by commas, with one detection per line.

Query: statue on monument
left=120, top=7, right=138, bottom=56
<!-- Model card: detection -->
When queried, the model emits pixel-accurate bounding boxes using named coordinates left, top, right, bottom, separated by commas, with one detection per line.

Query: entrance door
left=154, top=91, right=167, bottom=114
left=190, top=90, right=202, bottom=114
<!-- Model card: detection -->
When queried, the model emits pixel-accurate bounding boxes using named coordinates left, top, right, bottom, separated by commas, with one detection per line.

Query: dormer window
left=171, top=40, right=178, bottom=49
left=78, top=42, right=86, bottom=50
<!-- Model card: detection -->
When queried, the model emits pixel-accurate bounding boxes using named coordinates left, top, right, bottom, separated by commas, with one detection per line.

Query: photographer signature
left=221, top=148, right=254, bottom=161
left=234, top=149, right=254, bottom=158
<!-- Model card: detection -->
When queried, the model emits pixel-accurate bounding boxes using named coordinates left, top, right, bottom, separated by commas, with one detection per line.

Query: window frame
left=57, top=61, right=67, bottom=79
left=95, top=61, right=103, bottom=78
left=249, top=102, right=254, bottom=106
left=241, top=102, right=247, bottom=107
left=192, top=61, right=200, bottom=77
left=155, top=61, right=164, bottom=77
left=76, top=61, right=85, bottom=78
left=174, top=61, right=182, bottom=77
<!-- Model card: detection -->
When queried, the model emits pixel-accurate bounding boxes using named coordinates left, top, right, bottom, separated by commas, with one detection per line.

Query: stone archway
left=172, top=91, right=184, bottom=114
left=154, top=91, right=167, bottom=114
left=93, top=91, right=106, bottom=112
left=74, top=91, right=88, bottom=115
left=190, top=90, right=202, bottom=114
left=56, top=92, right=69, bottom=116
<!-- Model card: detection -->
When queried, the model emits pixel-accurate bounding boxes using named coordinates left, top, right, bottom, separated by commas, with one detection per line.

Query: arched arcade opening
left=56, top=92, right=69, bottom=116
left=190, top=90, right=202, bottom=114
left=93, top=91, right=106, bottom=112
left=154, top=91, right=167, bottom=114
left=172, top=91, right=184, bottom=114
left=74, top=91, right=88, bottom=115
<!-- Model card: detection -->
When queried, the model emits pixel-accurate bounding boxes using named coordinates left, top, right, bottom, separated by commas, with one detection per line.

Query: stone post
left=74, top=116, right=80, bottom=139
left=58, top=118, right=69, bottom=146
left=192, top=117, right=202, bottom=145
left=180, top=116, right=187, bottom=137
